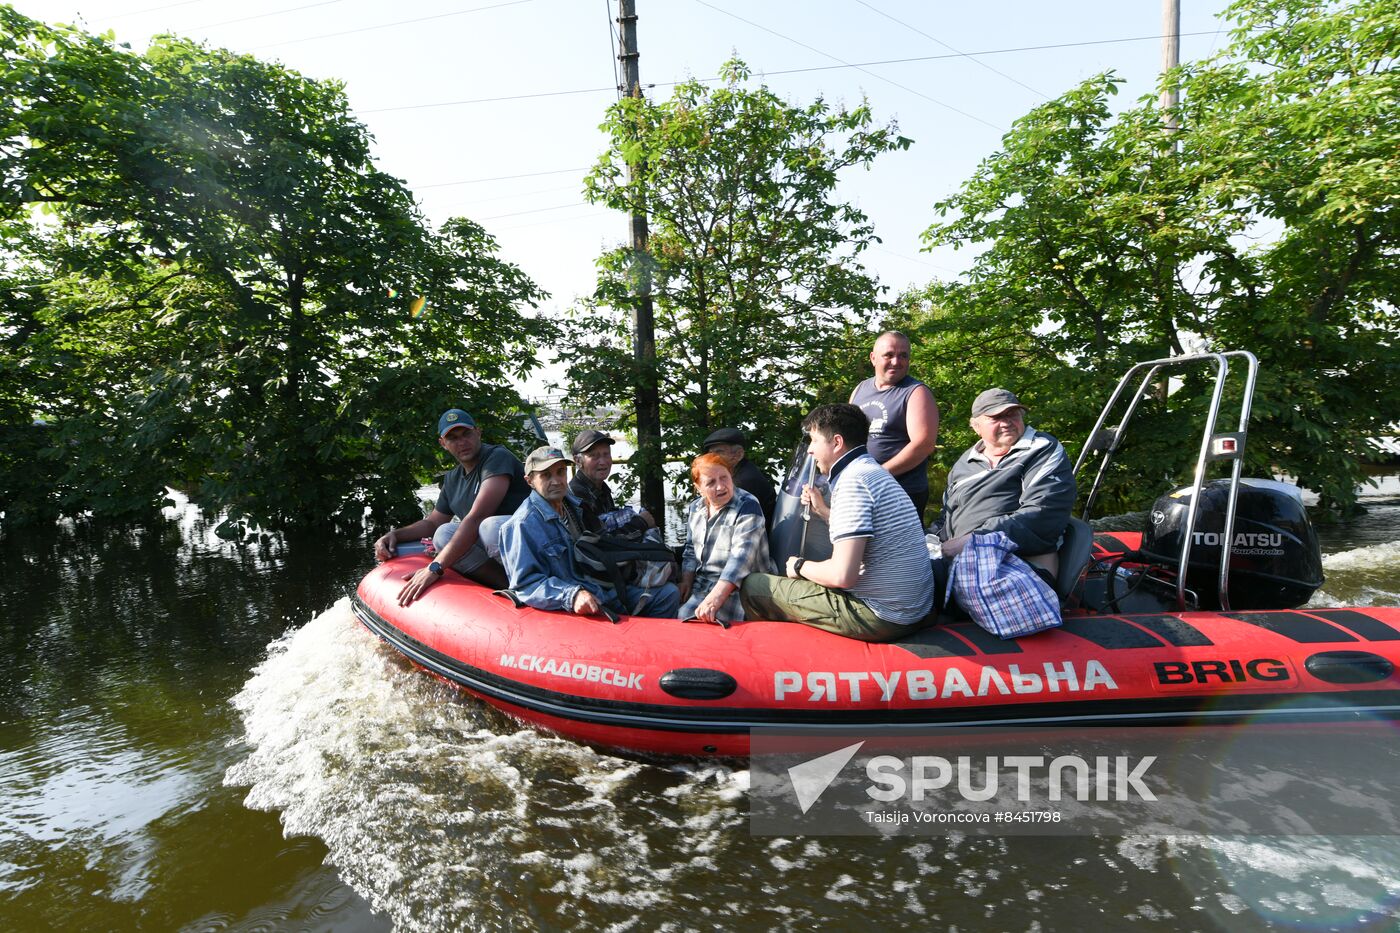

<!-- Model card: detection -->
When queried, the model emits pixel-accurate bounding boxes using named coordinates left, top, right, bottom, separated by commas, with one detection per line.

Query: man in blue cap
left=374, top=408, right=531, bottom=605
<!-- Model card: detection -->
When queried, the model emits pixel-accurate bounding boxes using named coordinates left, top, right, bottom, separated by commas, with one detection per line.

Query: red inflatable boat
left=351, top=547, right=1400, bottom=757
left=351, top=351, right=1400, bottom=757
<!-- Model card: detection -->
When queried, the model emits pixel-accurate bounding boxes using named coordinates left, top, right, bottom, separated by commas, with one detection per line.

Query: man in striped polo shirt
left=739, top=404, right=935, bottom=641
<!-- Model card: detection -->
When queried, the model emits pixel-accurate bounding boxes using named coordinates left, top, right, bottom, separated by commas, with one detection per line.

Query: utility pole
left=1160, top=0, right=1181, bottom=134
left=616, top=0, right=664, bottom=520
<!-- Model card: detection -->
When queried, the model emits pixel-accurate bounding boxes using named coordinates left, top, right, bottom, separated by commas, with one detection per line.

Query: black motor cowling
left=1139, top=478, right=1324, bottom=610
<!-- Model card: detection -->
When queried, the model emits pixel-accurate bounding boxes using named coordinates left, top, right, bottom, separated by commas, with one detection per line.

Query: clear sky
left=13, top=0, right=1235, bottom=394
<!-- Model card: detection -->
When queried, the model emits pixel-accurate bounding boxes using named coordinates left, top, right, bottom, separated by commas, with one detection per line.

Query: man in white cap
left=930, top=389, right=1076, bottom=584
left=499, top=446, right=681, bottom=619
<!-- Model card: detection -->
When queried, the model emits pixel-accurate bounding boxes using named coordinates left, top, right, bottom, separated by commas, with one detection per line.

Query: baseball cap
left=437, top=409, right=477, bottom=436
left=571, top=429, right=615, bottom=456
left=970, top=388, right=1026, bottom=419
left=524, top=446, right=573, bottom=474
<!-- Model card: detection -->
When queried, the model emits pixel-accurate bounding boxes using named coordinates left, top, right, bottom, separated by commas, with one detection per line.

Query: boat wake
left=224, top=599, right=750, bottom=930
left=1310, top=540, right=1400, bottom=608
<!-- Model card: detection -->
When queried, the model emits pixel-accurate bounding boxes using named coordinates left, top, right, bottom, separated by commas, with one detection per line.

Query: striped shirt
left=828, top=448, right=935, bottom=624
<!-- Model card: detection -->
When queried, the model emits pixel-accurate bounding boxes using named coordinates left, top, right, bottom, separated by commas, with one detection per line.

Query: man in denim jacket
left=499, top=446, right=681, bottom=619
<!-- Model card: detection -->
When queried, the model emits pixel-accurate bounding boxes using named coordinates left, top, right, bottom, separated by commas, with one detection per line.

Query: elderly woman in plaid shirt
left=678, top=453, right=776, bottom=622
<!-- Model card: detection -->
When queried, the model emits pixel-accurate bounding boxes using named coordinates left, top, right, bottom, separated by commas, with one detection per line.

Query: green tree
left=915, top=0, right=1398, bottom=516
left=0, top=9, right=551, bottom=529
left=560, top=60, right=910, bottom=497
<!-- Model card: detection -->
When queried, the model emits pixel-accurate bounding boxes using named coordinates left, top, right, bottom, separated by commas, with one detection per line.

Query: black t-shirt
left=434, top=444, right=530, bottom=519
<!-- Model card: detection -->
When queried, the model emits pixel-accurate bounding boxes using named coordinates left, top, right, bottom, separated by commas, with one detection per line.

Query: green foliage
left=561, top=60, right=911, bottom=494
left=0, top=8, right=551, bottom=530
left=916, top=0, right=1399, bottom=516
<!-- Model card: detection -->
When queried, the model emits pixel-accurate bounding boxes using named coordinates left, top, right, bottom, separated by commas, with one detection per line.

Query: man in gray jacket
left=931, top=388, right=1076, bottom=584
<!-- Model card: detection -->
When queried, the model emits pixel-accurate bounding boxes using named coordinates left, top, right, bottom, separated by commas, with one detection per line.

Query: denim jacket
left=499, top=492, right=607, bottom=612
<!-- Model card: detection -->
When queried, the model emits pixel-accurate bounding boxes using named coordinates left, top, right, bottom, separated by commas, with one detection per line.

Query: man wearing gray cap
left=499, top=446, right=680, bottom=619
left=702, top=427, right=776, bottom=530
left=931, top=389, right=1076, bottom=582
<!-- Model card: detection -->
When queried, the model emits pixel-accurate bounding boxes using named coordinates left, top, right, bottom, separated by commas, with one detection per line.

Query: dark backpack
left=572, top=533, right=677, bottom=613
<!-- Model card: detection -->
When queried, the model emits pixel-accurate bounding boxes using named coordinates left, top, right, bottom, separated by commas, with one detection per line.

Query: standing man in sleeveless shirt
left=848, top=331, right=940, bottom=518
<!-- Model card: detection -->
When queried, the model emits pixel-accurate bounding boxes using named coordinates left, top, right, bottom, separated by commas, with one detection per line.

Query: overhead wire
left=416, top=166, right=591, bottom=189
left=606, top=0, right=624, bottom=99
left=107, top=0, right=215, bottom=19
left=690, top=0, right=1002, bottom=131
left=357, top=30, right=1217, bottom=117
left=249, top=0, right=532, bottom=51
left=437, top=181, right=584, bottom=209
left=476, top=202, right=591, bottom=221
left=852, top=0, right=1048, bottom=100
left=193, top=0, right=347, bottom=31
left=386, top=28, right=1216, bottom=194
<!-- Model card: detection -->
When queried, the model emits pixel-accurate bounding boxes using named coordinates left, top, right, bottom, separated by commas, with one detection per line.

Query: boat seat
left=1055, top=517, right=1093, bottom=601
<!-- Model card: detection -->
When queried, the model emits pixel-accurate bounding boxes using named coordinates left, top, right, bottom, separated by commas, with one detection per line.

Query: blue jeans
left=612, top=582, right=682, bottom=619
left=433, top=516, right=508, bottom=574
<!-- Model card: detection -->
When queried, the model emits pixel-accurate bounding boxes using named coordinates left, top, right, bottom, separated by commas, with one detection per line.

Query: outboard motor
left=1139, top=478, right=1323, bottom=610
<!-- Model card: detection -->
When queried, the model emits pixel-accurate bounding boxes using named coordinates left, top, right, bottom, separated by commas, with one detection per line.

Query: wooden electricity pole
left=1160, top=0, right=1181, bottom=134
left=615, top=0, right=664, bottom=519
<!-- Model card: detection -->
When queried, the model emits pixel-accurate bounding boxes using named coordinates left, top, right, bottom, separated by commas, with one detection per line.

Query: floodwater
left=2, top=484, right=1399, bottom=931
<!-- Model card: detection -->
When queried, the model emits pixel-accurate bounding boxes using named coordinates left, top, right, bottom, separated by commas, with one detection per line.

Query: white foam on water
left=1309, top=539, right=1400, bottom=607
left=225, top=599, right=756, bottom=930
left=1157, top=836, right=1400, bottom=929
left=1320, top=540, right=1400, bottom=577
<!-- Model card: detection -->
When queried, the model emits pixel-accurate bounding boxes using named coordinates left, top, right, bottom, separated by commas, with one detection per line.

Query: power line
left=437, top=182, right=584, bottom=209
left=606, top=0, right=623, bottom=99
left=691, top=0, right=1002, bottom=131
left=357, top=30, right=1217, bottom=118
left=476, top=202, right=590, bottom=221
left=763, top=32, right=1217, bottom=76
left=108, top=0, right=215, bottom=20
left=194, top=0, right=347, bottom=31
left=489, top=207, right=612, bottom=232
left=871, top=246, right=961, bottom=276
left=416, top=166, right=591, bottom=189
left=360, top=85, right=616, bottom=115
left=852, top=0, right=1048, bottom=100
left=250, top=0, right=532, bottom=52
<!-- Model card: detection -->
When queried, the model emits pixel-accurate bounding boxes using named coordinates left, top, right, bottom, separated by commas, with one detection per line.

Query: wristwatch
left=428, top=560, right=444, bottom=576
left=793, top=558, right=807, bottom=579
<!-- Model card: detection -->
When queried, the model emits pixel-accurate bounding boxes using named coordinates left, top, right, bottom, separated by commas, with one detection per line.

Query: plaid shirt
left=681, top=487, right=775, bottom=621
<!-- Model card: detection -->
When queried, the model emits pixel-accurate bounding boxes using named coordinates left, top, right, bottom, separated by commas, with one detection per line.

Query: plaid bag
left=947, top=531, right=1062, bottom=639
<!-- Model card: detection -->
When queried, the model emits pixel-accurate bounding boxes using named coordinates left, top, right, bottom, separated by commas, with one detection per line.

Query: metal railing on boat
left=1074, top=350, right=1259, bottom=612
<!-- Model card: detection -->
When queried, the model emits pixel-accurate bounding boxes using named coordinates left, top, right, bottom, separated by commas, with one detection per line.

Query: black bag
left=573, top=533, right=677, bottom=613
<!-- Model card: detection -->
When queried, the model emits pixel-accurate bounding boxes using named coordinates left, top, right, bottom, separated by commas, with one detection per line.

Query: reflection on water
left=0, top=502, right=385, bottom=931
left=2, top=489, right=1399, bottom=931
